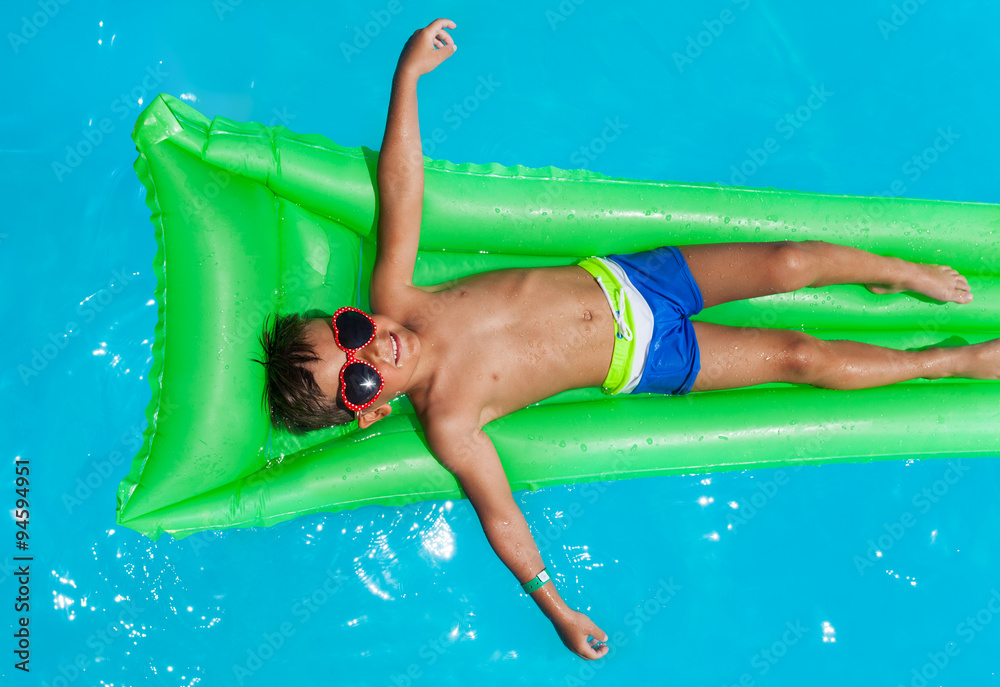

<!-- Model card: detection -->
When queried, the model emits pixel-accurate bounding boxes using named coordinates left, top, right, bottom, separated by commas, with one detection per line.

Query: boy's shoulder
left=369, top=287, right=431, bottom=325
left=417, top=401, right=490, bottom=464
left=413, top=381, right=482, bottom=430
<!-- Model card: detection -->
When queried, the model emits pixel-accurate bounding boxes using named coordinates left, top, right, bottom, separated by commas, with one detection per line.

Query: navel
left=582, top=310, right=593, bottom=321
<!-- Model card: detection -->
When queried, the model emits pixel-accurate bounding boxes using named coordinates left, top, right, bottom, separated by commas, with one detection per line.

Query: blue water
left=3, top=1, right=999, bottom=685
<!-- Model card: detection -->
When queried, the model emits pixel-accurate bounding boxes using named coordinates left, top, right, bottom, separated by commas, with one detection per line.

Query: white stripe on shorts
left=594, top=257, right=654, bottom=394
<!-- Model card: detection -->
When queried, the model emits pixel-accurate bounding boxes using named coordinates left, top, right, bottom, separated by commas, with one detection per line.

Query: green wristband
left=521, top=568, right=550, bottom=594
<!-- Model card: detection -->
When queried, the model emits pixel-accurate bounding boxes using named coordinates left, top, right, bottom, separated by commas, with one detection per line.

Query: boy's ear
left=357, top=404, right=392, bottom=430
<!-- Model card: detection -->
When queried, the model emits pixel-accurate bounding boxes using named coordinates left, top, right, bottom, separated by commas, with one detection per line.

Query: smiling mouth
left=390, top=333, right=399, bottom=366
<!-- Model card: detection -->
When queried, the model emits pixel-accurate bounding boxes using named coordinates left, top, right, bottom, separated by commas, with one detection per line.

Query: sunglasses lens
left=335, top=310, right=374, bottom=350
left=342, top=362, right=382, bottom=408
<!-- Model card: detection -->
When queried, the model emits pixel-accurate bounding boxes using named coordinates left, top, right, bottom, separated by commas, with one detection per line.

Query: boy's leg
left=690, top=322, right=998, bottom=392
left=678, top=241, right=972, bottom=309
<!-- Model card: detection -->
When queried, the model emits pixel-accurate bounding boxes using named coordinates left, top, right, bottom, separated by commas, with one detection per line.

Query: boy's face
left=303, top=312, right=420, bottom=424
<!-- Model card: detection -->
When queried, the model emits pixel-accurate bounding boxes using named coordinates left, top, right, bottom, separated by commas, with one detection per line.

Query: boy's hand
left=397, top=18, right=457, bottom=78
left=552, top=609, right=610, bottom=660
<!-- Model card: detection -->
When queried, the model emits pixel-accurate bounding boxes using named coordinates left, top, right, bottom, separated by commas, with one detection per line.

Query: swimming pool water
left=3, top=1, right=999, bottom=685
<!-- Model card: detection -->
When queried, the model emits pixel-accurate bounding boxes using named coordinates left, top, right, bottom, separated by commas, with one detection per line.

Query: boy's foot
left=865, top=261, right=973, bottom=304
left=951, top=339, right=1000, bottom=380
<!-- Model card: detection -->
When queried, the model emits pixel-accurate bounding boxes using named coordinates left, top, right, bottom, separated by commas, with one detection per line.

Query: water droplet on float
left=580, top=444, right=588, bottom=452
left=646, top=438, right=653, bottom=445
left=559, top=440, right=566, bottom=448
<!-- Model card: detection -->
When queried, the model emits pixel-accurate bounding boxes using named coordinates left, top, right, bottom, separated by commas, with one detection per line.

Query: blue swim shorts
left=578, top=246, right=704, bottom=396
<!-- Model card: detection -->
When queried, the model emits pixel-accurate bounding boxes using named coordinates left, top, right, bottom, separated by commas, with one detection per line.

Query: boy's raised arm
left=370, top=19, right=457, bottom=316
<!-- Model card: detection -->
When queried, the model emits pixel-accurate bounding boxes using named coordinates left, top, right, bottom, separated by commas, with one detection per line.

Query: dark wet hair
left=256, top=314, right=354, bottom=433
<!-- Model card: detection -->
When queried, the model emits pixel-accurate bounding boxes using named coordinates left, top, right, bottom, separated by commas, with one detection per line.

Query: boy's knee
left=769, top=241, right=817, bottom=292
left=781, top=333, right=828, bottom=383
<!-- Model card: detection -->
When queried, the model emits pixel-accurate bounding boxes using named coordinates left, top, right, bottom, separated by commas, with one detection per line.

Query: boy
left=262, top=19, right=997, bottom=660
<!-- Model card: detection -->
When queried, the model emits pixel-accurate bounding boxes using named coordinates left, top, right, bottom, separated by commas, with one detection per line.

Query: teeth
left=391, top=335, right=398, bottom=364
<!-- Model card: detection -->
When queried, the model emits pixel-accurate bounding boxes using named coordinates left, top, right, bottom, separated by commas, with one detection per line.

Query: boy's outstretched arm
left=370, top=18, right=457, bottom=318
left=425, top=420, right=610, bottom=661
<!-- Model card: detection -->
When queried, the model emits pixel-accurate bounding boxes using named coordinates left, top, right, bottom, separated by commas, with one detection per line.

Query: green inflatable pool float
left=116, top=94, right=1000, bottom=541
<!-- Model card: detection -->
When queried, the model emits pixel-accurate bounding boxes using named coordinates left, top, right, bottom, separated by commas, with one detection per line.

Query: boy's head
left=259, top=311, right=417, bottom=433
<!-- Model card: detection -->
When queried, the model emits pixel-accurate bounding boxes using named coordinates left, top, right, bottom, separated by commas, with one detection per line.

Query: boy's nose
left=361, top=332, right=391, bottom=367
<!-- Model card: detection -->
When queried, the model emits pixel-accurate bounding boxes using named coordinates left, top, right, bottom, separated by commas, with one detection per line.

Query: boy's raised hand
left=397, top=18, right=457, bottom=77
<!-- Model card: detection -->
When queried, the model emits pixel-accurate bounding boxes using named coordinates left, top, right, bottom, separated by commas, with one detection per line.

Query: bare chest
left=413, top=266, right=615, bottom=424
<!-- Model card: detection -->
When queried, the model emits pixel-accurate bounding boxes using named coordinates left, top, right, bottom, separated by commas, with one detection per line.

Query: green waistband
left=576, top=257, right=635, bottom=394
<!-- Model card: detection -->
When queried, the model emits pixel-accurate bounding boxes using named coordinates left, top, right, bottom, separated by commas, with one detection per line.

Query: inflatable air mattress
left=116, top=94, right=1000, bottom=540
